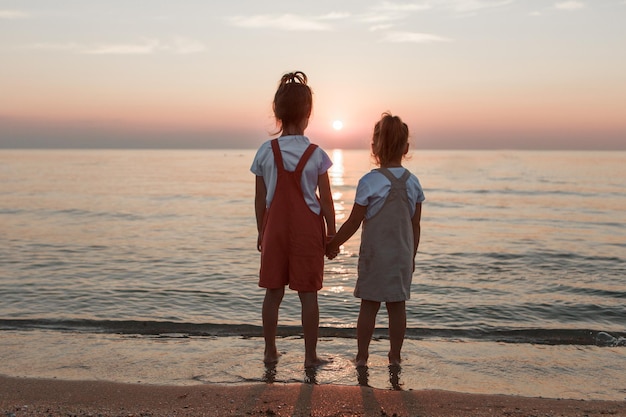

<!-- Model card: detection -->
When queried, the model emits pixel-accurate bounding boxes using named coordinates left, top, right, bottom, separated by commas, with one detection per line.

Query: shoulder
left=251, top=140, right=275, bottom=174
left=254, top=139, right=274, bottom=156
left=406, top=170, right=422, bottom=187
left=403, top=169, right=425, bottom=201
left=357, top=169, right=385, bottom=190
left=360, top=169, right=383, bottom=181
left=304, top=137, right=332, bottom=171
left=313, top=145, right=331, bottom=162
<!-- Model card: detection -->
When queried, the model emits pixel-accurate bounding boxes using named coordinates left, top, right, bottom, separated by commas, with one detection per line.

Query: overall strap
left=294, top=144, right=319, bottom=176
left=377, top=167, right=410, bottom=185
left=270, top=139, right=285, bottom=172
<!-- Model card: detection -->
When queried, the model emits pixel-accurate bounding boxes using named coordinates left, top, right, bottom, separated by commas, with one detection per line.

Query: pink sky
left=1, top=1, right=625, bottom=149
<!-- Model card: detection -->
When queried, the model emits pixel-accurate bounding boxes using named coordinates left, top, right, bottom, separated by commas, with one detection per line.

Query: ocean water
left=1, top=149, right=625, bottom=400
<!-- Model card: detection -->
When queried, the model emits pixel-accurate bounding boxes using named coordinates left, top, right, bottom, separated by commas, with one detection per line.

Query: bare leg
left=262, top=287, right=285, bottom=364
left=299, top=291, right=325, bottom=367
left=356, top=300, right=381, bottom=367
left=386, top=301, right=406, bottom=365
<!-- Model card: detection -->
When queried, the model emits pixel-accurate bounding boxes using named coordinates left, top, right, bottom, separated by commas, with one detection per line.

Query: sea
left=0, top=149, right=625, bottom=401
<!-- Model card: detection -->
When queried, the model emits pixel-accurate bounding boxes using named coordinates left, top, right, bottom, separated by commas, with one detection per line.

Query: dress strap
left=270, top=139, right=285, bottom=172
left=295, top=144, right=319, bottom=175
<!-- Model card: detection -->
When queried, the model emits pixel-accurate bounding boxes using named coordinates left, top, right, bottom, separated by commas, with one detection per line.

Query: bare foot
left=304, top=356, right=330, bottom=368
left=264, top=348, right=280, bottom=365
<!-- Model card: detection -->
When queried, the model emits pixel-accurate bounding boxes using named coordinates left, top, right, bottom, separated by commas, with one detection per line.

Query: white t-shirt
left=250, top=135, right=333, bottom=214
left=355, top=168, right=425, bottom=219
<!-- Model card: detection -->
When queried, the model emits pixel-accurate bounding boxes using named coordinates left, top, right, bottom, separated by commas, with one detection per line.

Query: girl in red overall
left=251, top=72, right=336, bottom=367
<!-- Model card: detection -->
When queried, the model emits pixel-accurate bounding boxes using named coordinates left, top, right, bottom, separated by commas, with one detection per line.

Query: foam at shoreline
left=1, top=329, right=625, bottom=401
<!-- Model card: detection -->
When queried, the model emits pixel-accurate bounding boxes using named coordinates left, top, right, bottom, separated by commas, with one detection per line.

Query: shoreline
left=2, top=376, right=625, bottom=417
left=2, top=330, right=626, bottom=401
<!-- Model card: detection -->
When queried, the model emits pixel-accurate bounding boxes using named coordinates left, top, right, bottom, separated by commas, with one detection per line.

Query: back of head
left=372, top=112, right=409, bottom=166
left=273, top=71, right=313, bottom=135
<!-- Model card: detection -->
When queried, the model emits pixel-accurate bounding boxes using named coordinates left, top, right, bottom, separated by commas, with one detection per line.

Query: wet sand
left=1, top=375, right=624, bottom=417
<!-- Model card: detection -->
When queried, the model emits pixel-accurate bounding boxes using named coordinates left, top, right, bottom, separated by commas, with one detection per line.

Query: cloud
left=27, top=42, right=82, bottom=52
left=85, top=39, right=161, bottom=55
left=228, top=14, right=332, bottom=31
left=439, top=0, right=515, bottom=13
left=360, top=0, right=512, bottom=29
left=0, top=9, right=29, bottom=19
left=359, top=1, right=429, bottom=29
left=165, top=36, right=207, bottom=54
left=554, top=1, right=585, bottom=10
left=319, top=12, right=351, bottom=20
left=370, top=24, right=395, bottom=31
left=87, top=37, right=206, bottom=55
left=26, top=37, right=206, bottom=55
left=372, top=2, right=432, bottom=12
left=381, top=31, right=452, bottom=43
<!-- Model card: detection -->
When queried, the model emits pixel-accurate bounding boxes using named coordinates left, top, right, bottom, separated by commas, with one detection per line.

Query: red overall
left=259, top=139, right=325, bottom=292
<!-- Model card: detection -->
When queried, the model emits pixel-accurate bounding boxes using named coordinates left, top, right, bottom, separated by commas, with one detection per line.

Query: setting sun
left=332, top=120, right=344, bottom=130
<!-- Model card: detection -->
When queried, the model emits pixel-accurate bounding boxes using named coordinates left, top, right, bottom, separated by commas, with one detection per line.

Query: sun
left=332, top=120, right=344, bottom=130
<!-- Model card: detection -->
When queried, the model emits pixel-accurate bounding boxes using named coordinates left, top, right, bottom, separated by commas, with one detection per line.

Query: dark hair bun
left=280, top=71, right=308, bottom=86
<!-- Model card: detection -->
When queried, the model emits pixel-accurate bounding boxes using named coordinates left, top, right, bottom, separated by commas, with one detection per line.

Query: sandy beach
left=1, top=376, right=624, bottom=417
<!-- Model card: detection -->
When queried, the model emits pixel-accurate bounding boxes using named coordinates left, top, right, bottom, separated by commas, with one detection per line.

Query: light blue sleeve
left=354, top=176, right=370, bottom=207
left=250, top=142, right=270, bottom=176
left=413, top=176, right=425, bottom=203
left=317, top=148, right=333, bottom=175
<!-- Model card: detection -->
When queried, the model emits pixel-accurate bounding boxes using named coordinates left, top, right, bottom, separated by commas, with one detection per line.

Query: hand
left=325, top=235, right=338, bottom=259
left=257, top=234, right=262, bottom=252
left=326, top=246, right=339, bottom=260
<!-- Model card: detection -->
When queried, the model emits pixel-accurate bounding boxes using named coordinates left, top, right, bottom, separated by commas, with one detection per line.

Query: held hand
left=325, top=235, right=340, bottom=260
left=326, top=246, right=339, bottom=260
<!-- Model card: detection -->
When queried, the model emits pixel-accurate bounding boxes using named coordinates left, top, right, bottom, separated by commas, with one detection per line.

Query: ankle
left=355, top=352, right=368, bottom=367
left=388, top=352, right=402, bottom=365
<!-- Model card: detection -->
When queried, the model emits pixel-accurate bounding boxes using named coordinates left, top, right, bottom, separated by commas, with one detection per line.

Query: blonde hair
left=272, top=71, right=313, bottom=135
left=371, top=112, right=409, bottom=166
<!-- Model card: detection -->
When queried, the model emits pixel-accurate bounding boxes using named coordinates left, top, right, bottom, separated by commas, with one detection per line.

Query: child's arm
left=255, top=176, right=267, bottom=252
left=326, top=203, right=367, bottom=259
left=318, top=172, right=336, bottom=236
left=411, top=202, right=422, bottom=270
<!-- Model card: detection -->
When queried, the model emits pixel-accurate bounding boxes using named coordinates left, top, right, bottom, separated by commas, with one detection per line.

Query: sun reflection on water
left=330, top=149, right=344, bottom=187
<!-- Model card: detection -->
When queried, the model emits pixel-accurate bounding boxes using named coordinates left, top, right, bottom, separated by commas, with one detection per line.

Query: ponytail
left=372, top=112, right=409, bottom=166
left=272, top=71, right=313, bottom=135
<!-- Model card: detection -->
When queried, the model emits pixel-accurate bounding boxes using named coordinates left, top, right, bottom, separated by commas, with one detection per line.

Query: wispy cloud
left=228, top=14, right=333, bottom=31
left=319, top=12, right=351, bottom=20
left=87, top=37, right=207, bottom=55
left=438, top=0, right=515, bottom=13
left=26, top=37, right=206, bottom=55
left=381, top=31, right=452, bottom=43
left=372, top=2, right=432, bottom=12
left=0, top=9, right=29, bottom=19
left=554, top=1, right=585, bottom=10
left=360, top=1, right=430, bottom=29
left=86, top=39, right=161, bottom=55
left=27, top=42, right=82, bottom=52
left=370, top=24, right=395, bottom=31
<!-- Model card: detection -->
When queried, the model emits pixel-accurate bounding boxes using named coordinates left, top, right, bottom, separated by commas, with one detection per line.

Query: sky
left=1, top=0, right=625, bottom=150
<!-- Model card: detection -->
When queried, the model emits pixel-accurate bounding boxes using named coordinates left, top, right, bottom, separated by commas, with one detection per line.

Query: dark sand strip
left=1, top=375, right=624, bottom=417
